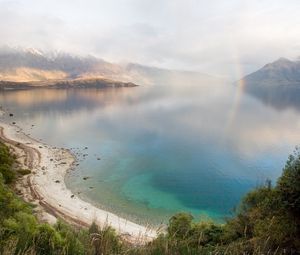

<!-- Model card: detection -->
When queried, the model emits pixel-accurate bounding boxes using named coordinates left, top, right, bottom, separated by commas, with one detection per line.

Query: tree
left=277, top=147, right=300, bottom=218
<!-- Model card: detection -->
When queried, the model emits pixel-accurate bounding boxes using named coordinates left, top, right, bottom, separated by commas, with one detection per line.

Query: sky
left=0, top=0, right=300, bottom=79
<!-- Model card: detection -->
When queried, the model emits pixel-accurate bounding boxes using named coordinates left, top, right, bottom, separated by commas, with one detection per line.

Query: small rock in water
left=71, top=195, right=75, bottom=198
left=55, top=180, right=60, bottom=183
left=89, top=186, right=94, bottom=189
left=12, top=122, right=16, bottom=125
left=9, top=113, right=13, bottom=117
left=83, top=176, right=90, bottom=180
left=97, top=157, right=101, bottom=160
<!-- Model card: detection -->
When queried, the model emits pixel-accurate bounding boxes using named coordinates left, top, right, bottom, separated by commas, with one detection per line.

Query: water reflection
left=0, top=84, right=299, bottom=224
left=245, top=86, right=300, bottom=113
left=0, top=88, right=139, bottom=113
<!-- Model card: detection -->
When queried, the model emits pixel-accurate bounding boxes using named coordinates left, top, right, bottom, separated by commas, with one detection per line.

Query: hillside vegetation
left=0, top=78, right=137, bottom=90
left=0, top=141, right=299, bottom=254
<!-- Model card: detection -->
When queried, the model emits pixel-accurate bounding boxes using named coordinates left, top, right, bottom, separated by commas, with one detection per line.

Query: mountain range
left=0, top=47, right=214, bottom=89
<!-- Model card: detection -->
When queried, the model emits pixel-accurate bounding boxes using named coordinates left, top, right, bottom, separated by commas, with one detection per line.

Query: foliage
left=89, top=223, right=123, bottom=255
left=277, top=147, right=300, bottom=218
left=168, top=212, right=193, bottom=239
left=0, top=142, right=89, bottom=254
left=0, top=142, right=15, bottom=183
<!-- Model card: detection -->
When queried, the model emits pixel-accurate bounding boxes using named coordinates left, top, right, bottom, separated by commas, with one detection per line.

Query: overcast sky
left=0, top=0, right=300, bottom=79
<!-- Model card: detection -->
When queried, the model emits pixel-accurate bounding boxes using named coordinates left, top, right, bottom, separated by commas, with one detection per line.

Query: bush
left=277, top=147, right=300, bottom=218
left=34, top=224, right=64, bottom=255
left=55, top=220, right=86, bottom=255
left=2, top=211, right=38, bottom=254
left=191, top=221, right=224, bottom=246
left=0, top=142, right=15, bottom=183
left=89, top=222, right=123, bottom=255
left=168, top=213, right=193, bottom=239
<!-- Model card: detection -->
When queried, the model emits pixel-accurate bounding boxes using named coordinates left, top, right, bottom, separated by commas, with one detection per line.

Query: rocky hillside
left=0, top=47, right=122, bottom=82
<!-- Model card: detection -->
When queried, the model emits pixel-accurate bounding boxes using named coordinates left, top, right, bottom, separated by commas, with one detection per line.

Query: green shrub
left=34, top=224, right=64, bottom=255
left=168, top=213, right=193, bottom=239
left=55, top=220, right=86, bottom=255
left=277, top=147, right=300, bottom=218
left=0, top=142, right=15, bottom=183
left=2, top=211, right=38, bottom=254
left=89, top=223, right=123, bottom=255
left=191, top=221, right=224, bottom=246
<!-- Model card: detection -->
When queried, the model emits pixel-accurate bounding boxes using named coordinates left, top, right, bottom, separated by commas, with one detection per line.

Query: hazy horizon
left=1, top=0, right=300, bottom=79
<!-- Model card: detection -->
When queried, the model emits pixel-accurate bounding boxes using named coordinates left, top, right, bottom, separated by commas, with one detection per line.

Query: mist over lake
left=1, top=80, right=299, bottom=225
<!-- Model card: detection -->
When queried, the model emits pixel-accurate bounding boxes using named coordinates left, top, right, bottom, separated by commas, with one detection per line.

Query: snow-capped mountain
left=0, top=47, right=215, bottom=85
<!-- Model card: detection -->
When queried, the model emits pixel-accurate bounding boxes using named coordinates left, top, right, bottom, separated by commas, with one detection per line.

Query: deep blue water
left=0, top=82, right=299, bottom=225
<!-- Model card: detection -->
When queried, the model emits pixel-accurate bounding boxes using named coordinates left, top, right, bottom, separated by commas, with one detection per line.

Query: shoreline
left=0, top=121, right=157, bottom=243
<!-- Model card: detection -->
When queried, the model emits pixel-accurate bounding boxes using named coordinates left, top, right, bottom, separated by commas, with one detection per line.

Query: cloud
left=0, top=2, right=65, bottom=50
left=0, top=0, right=300, bottom=79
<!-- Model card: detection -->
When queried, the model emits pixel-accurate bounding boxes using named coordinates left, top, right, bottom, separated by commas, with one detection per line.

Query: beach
left=0, top=121, right=157, bottom=244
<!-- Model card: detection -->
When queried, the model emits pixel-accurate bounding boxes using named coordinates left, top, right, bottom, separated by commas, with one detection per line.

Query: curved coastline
left=0, top=121, right=157, bottom=243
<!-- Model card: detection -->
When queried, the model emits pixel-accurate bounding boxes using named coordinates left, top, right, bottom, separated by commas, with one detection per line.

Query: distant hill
left=241, top=58, right=300, bottom=111
left=242, top=58, right=300, bottom=88
left=0, top=47, right=216, bottom=87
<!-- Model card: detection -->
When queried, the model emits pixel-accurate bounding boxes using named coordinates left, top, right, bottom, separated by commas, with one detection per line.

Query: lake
left=1, top=81, right=299, bottom=225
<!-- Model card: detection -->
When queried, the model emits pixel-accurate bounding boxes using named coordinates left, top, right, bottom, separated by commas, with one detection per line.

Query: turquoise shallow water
left=0, top=82, right=299, bottom=225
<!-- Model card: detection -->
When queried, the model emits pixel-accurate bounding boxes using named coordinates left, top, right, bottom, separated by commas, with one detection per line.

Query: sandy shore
left=0, top=121, right=157, bottom=243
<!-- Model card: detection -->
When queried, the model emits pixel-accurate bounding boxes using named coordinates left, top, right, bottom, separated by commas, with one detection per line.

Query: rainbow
left=224, top=49, right=247, bottom=133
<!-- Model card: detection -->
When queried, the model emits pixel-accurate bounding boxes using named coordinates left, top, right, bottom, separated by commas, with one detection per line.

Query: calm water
left=1, top=82, right=299, bottom=225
